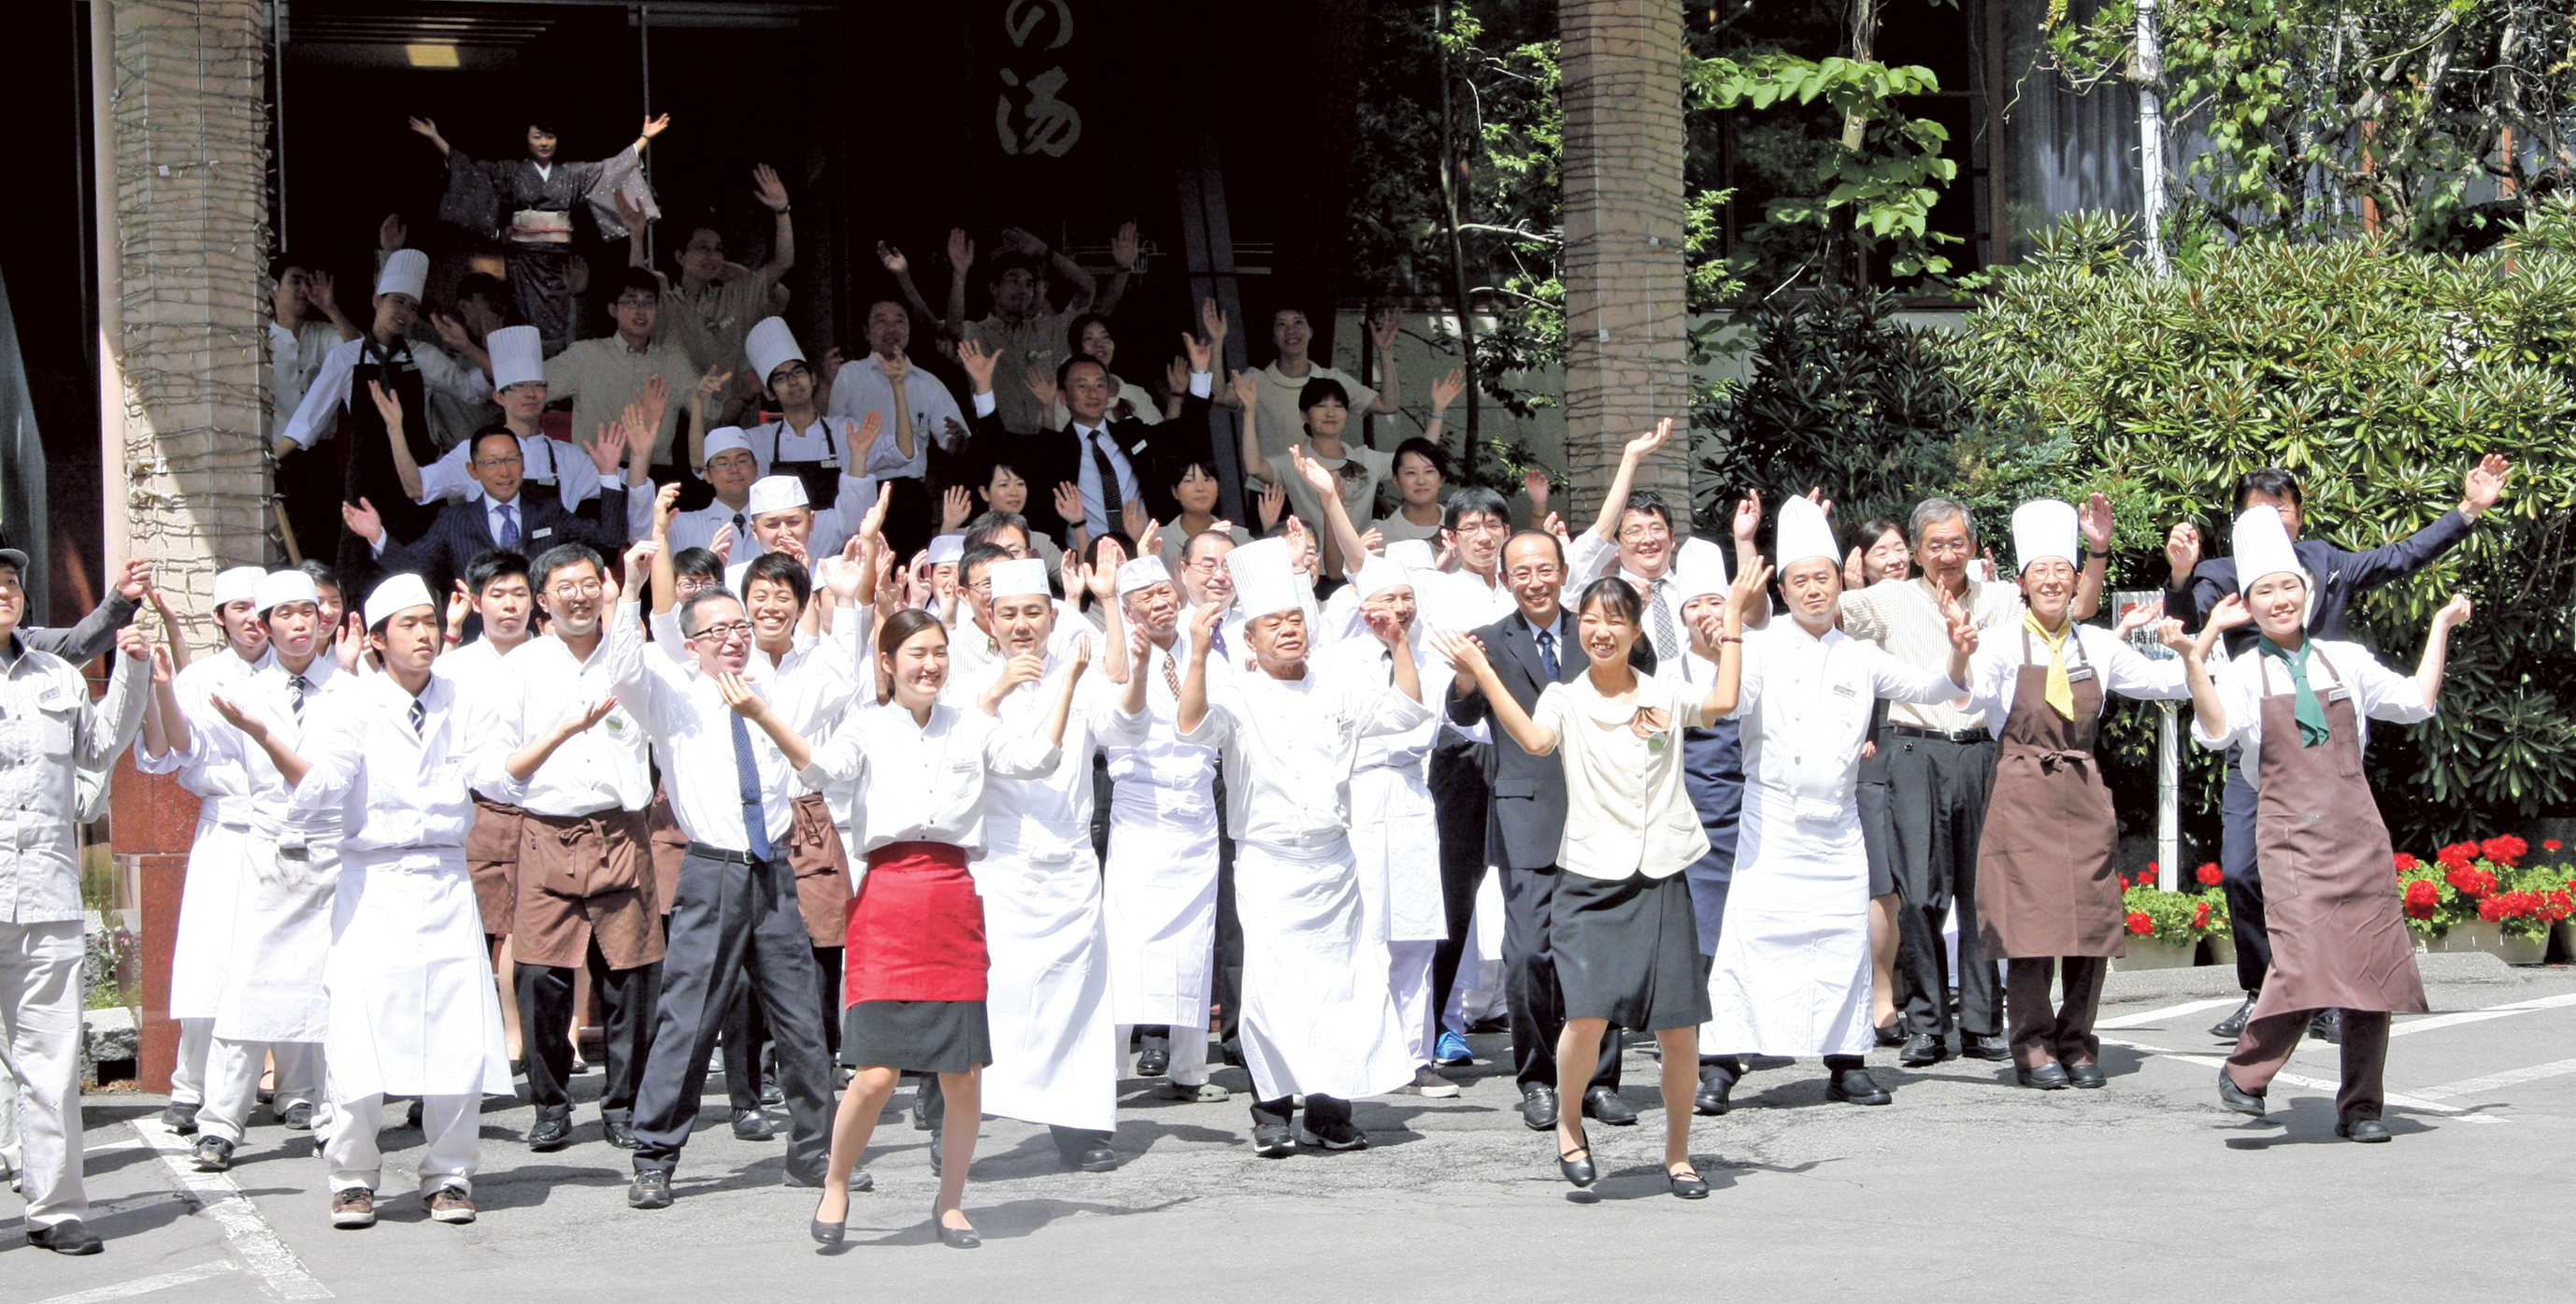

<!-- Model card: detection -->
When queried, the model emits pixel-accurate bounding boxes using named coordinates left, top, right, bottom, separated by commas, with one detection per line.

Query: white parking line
left=22, top=1260, right=239, bottom=1304
left=2389, top=991, right=2576, bottom=1039
left=2098, top=1038, right=2502, bottom=1123
left=129, top=1119, right=333, bottom=1300
left=2413, top=1056, right=2576, bottom=1101
left=2097, top=998, right=2240, bottom=1030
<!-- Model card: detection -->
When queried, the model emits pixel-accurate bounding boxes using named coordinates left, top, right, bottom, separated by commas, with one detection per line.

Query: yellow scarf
left=2024, top=612, right=2076, bottom=721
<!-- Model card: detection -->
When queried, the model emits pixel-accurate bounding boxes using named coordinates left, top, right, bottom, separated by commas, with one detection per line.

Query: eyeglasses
left=1506, top=565, right=1562, bottom=582
left=772, top=364, right=812, bottom=383
left=1617, top=523, right=1671, bottom=543
left=474, top=453, right=523, bottom=468
left=1919, top=538, right=1973, bottom=557
left=551, top=579, right=604, bottom=597
left=612, top=295, right=659, bottom=309
left=689, top=620, right=753, bottom=643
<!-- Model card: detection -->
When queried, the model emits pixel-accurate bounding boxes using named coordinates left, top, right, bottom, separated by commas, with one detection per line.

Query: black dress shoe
left=1694, top=1068, right=1737, bottom=1117
left=2211, top=994, right=2255, bottom=1039
left=2308, top=1008, right=2344, bottom=1045
left=1065, top=1143, right=1120, bottom=1171
left=2066, top=1063, right=2106, bottom=1090
left=1961, top=1034, right=2012, bottom=1063
left=1898, top=1033, right=1949, bottom=1067
left=1252, top=1123, right=1297, bottom=1157
left=1581, top=1086, right=1639, bottom=1126
left=1136, top=1047, right=1170, bottom=1078
left=162, top=1100, right=199, bottom=1136
left=627, top=1169, right=674, bottom=1210
left=2216, top=1067, right=2267, bottom=1117
left=731, top=1108, right=777, bottom=1141
left=780, top=1163, right=830, bottom=1188
left=525, top=1113, right=572, bottom=1152
left=1557, top=1129, right=1596, bottom=1188
left=2336, top=1117, right=2392, bottom=1143
left=27, top=1219, right=103, bottom=1254
left=1826, top=1066, right=1892, bottom=1106
left=1301, top=1117, right=1369, bottom=1151
left=603, top=1120, right=640, bottom=1150
left=1874, top=1022, right=1906, bottom=1048
left=2015, top=1062, right=2070, bottom=1091
left=1667, top=1166, right=1710, bottom=1199
left=760, top=1082, right=785, bottom=1107
left=1518, top=1083, right=1559, bottom=1131
left=937, top=1219, right=982, bottom=1250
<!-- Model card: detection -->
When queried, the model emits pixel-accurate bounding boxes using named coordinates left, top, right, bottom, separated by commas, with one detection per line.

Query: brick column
left=1559, top=0, right=1690, bottom=523
left=96, top=0, right=274, bottom=1090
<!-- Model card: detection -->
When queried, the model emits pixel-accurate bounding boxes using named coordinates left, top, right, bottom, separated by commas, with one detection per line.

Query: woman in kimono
left=2170, top=507, right=2469, bottom=1142
left=1962, top=500, right=2191, bottom=1090
left=736, top=607, right=1087, bottom=1247
left=410, top=112, right=668, bottom=352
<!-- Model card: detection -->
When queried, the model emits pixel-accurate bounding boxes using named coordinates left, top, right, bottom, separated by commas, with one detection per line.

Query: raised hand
left=114, top=625, right=150, bottom=665
left=1287, top=444, right=1336, bottom=495
left=651, top=481, right=682, bottom=538
left=1121, top=499, right=1151, bottom=544
left=994, top=650, right=1046, bottom=696
left=819, top=347, right=845, bottom=392
left=1024, top=363, right=1057, bottom=412
left=115, top=557, right=152, bottom=602
left=1135, top=516, right=1164, bottom=559
left=1363, top=602, right=1407, bottom=649
left=1844, top=546, right=1869, bottom=590
left=1182, top=329, right=1213, bottom=375
left=1733, top=488, right=1763, bottom=543
left=1087, top=537, right=1126, bottom=602
left=622, top=537, right=662, bottom=585
left=694, top=367, right=734, bottom=403
left=1524, top=466, right=1550, bottom=510
left=613, top=190, right=651, bottom=231
left=431, top=312, right=474, bottom=352
left=445, top=580, right=474, bottom=638
left=947, top=227, right=976, bottom=272
left=2153, top=617, right=2193, bottom=655
left=2463, top=453, right=2513, bottom=516
left=1622, top=417, right=1672, bottom=465
left=1067, top=632, right=1095, bottom=678
left=2081, top=492, right=2113, bottom=553
left=637, top=374, right=671, bottom=432
left=1201, top=297, right=1229, bottom=343
left=342, top=496, right=383, bottom=543
left=1166, top=355, right=1190, bottom=394
left=1230, top=369, right=1260, bottom=411
left=751, top=163, right=790, bottom=211
left=958, top=337, right=999, bottom=393
left=1942, top=591, right=1982, bottom=656
left=149, top=642, right=174, bottom=686
left=2165, top=521, right=2201, bottom=578
left=207, top=692, right=265, bottom=739
left=714, top=672, right=768, bottom=719
left=365, top=379, right=405, bottom=431
left=941, top=485, right=973, bottom=534
left=2433, top=592, right=2475, bottom=631
left=2114, top=598, right=2164, bottom=636
left=1428, top=628, right=1489, bottom=679
left=857, top=477, right=892, bottom=540
left=709, top=522, right=736, bottom=565
left=1432, top=366, right=1466, bottom=413
left=1369, top=308, right=1403, bottom=353
left=639, top=113, right=673, bottom=140
left=998, top=226, right=1046, bottom=258
left=876, top=241, right=909, bottom=276
left=334, top=612, right=365, bottom=671
left=1052, top=481, right=1083, bottom=526
left=1542, top=511, right=1570, bottom=545
left=587, top=421, right=628, bottom=476
left=2205, top=592, right=2253, bottom=634
left=1252, top=481, right=1283, bottom=534
left=1110, top=221, right=1139, bottom=269
left=306, top=269, right=338, bottom=314
left=1358, top=527, right=1385, bottom=557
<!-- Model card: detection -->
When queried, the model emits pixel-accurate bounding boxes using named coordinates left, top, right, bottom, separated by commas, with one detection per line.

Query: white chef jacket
left=1729, top=620, right=1966, bottom=814
left=283, top=672, right=523, bottom=859
left=1178, top=659, right=1433, bottom=850
left=277, top=335, right=493, bottom=450
left=136, top=649, right=275, bottom=815
left=2191, top=638, right=2436, bottom=790
left=194, top=656, right=350, bottom=840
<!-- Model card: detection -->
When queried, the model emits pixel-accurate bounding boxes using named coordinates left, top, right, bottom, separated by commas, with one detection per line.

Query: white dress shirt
left=2191, top=638, right=2436, bottom=790
left=826, top=353, right=968, bottom=481
left=1069, top=421, right=1143, bottom=540
left=417, top=433, right=602, bottom=513
left=0, top=640, right=147, bottom=923
left=795, top=701, right=1064, bottom=859
left=496, top=634, right=652, bottom=818
left=1178, top=662, right=1432, bottom=850
left=1962, top=622, right=2190, bottom=727
left=268, top=320, right=343, bottom=442
left=599, top=598, right=798, bottom=852
left=278, top=335, right=493, bottom=450
left=1729, top=621, right=1966, bottom=817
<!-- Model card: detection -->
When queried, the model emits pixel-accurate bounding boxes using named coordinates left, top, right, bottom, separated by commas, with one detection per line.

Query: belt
left=684, top=842, right=777, bottom=866
left=1886, top=724, right=1992, bottom=744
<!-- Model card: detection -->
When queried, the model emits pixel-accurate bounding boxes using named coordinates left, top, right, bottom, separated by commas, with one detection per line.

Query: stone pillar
left=96, top=0, right=273, bottom=1090
left=1559, top=0, right=1690, bottom=523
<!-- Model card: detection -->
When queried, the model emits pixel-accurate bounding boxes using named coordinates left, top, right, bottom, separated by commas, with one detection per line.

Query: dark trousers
left=1250, top=1093, right=1349, bottom=1128
left=2004, top=956, right=2109, bottom=1068
left=1426, top=748, right=1491, bottom=1033
left=1503, top=863, right=1621, bottom=1093
left=2217, top=759, right=2271, bottom=993
left=2227, top=1008, right=2392, bottom=1123
left=518, top=944, right=660, bottom=1122
left=629, top=849, right=832, bottom=1178
left=723, top=944, right=843, bottom=1111
left=1882, top=731, right=2003, bottom=1039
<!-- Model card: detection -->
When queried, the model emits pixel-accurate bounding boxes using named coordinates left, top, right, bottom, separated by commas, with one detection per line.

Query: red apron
left=844, top=840, right=986, bottom=1006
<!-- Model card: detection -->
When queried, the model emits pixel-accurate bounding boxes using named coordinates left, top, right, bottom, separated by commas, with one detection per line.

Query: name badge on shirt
left=2326, top=685, right=2352, bottom=702
left=1831, top=682, right=1857, bottom=699
left=823, top=454, right=840, bottom=469
left=2066, top=666, right=2097, bottom=683
left=530, top=526, right=554, bottom=541
left=1129, top=438, right=1150, bottom=456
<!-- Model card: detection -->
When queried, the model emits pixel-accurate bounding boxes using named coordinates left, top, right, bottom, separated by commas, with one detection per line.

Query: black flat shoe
left=525, top=1113, right=572, bottom=1152
left=603, top=1120, right=640, bottom=1150
left=1557, top=1130, right=1596, bottom=1189
left=937, top=1208, right=981, bottom=1250
left=1667, top=1166, right=1710, bottom=1199
left=809, top=1197, right=845, bottom=1245
left=2336, top=1117, right=2392, bottom=1143
left=1874, top=1019, right=1906, bottom=1048
left=1581, top=1086, right=1639, bottom=1125
left=2015, top=1063, right=2070, bottom=1091
left=1136, top=1047, right=1170, bottom=1077
left=2210, top=995, right=2255, bottom=1040
left=2066, top=1063, right=2106, bottom=1090
left=1961, top=1034, right=2013, bottom=1063
left=27, top=1219, right=103, bottom=1255
left=2217, top=1067, right=2267, bottom=1117
left=2308, top=1008, right=2344, bottom=1046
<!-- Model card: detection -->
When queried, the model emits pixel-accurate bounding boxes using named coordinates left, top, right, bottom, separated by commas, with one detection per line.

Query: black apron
left=336, top=338, right=439, bottom=594
left=762, top=416, right=848, bottom=508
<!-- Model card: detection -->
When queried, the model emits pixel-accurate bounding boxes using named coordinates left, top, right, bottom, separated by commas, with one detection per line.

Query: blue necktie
left=730, top=712, right=774, bottom=861
left=1537, top=628, right=1559, bottom=681
left=1210, top=623, right=1229, bottom=661
left=496, top=501, right=520, bottom=550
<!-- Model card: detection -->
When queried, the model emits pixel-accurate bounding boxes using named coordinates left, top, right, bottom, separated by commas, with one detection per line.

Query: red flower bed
left=2403, top=880, right=2440, bottom=920
left=2481, top=836, right=2529, bottom=868
left=2125, top=911, right=2154, bottom=937
left=2196, top=862, right=2223, bottom=886
left=2446, top=866, right=2499, bottom=898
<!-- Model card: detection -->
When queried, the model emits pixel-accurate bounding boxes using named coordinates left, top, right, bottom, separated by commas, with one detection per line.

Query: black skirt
left=1553, top=869, right=1712, bottom=1031
left=840, top=999, right=992, bottom=1074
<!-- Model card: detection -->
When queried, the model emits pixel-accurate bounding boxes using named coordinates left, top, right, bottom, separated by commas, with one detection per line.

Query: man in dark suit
left=351, top=426, right=636, bottom=598
left=1446, top=529, right=1629, bottom=1132
left=2163, top=455, right=2512, bottom=1039
left=956, top=333, right=1218, bottom=545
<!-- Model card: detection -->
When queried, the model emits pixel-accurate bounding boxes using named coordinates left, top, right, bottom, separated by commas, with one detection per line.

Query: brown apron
left=1975, top=628, right=2122, bottom=959
left=786, top=793, right=852, bottom=950
left=513, top=807, right=665, bottom=971
left=2247, top=648, right=2427, bottom=1017
left=644, top=784, right=689, bottom=918
left=466, top=795, right=526, bottom=938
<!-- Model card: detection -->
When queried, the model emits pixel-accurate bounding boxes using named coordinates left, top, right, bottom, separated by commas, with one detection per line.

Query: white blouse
left=795, top=700, right=1062, bottom=858
left=1530, top=670, right=1710, bottom=881
left=1962, top=623, right=2191, bottom=726
left=2190, top=638, right=2436, bottom=790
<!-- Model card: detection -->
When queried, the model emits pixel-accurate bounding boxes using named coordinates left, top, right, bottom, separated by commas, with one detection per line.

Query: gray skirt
left=1553, top=869, right=1712, bottom=1031
left=840, top=999, right=992, bottom=1075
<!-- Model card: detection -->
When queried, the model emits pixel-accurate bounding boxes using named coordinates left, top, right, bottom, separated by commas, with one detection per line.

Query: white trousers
left=1390, top=941, right=1437, bottom=1068
left=322, top=1093, right=479, bottom=1197
left=196, top=1039, right=324, bottom=1145
left=169, top=1017, right=213, bottom=1107
left=1117, top=1022, right=1210, bottom=1087
left=0, top=920, right=86, bottom=1227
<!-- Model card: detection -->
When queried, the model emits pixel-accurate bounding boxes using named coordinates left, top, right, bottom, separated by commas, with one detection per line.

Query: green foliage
left=1688, top=54, right=1961, bottom=278
left=2120, top=881, right=2226, bottom=943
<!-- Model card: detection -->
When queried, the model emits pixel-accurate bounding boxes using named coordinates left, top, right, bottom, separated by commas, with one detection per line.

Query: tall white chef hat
left=923, top=534, right=965, bottom=566
left=1676, top=536, right=1732, bottom=586
left=1772, top=494, right=1839, bottom=571
left=746, top=317, right=806, bottom=388
left=1667, top=566, right=1727, bottom=608
left=746, top=475, right=809, bottom=518
left=2231, top=506, right=2307, bottom=595
left=253, top=569, right=318, bottom=615
left=1225, top=537, right=1303, bottom=621
left=2011, top=498, right=2081, bottom=574
left=486, top=325, right=545, bottom=391
left=363, top=572, right=436, bottom=630
left=1385, top=538, right=1438, bottom=572
left=1354, top=555, right=1412, bottom=601
left=1116, top=555, right=1173, bottom=597
left=701, top=426, right=754, bottom=461
left=988, top=557, right=1052, bottom=600
left=210, top=566, right=267, bottom=609
left=375, top=249, right=429, bottom=301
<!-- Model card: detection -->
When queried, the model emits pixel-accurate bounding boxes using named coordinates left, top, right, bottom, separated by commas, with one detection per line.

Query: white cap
left=363, top=572, right=436, bottom=629
left=988, top=557, right=1052, bottom=600
left=1225, top=537, right=1303, bottom=621
left=1773, top=494, right=1839, bottom=570
left=253, top=569, right=318, bottom=614
left=1116, top=555, right=1173, bottom=597
left=923, top=534, right=965, bottom=566
left=746, top=317, right=806, bottom=388
left=746, top=475, right=809, bottom=518
left=1677, top=537, right=1731, bottom=584
left=1385, top=539, right=1438, bottom=572
left=702, top=426, right=753, bottom=461
left=2011, top=499, right=2081, bottom=573
left=210, top=566, right=267, bottom=609
left=486, top=325, right=544, bottom=390
left=376, top=249, right=429, bottom=300
left=1667, top=567, right=1726, bottom=608
left=2231, top=507, right=2305, bottom=595
left=1354, top=556, right=1412, bottom=601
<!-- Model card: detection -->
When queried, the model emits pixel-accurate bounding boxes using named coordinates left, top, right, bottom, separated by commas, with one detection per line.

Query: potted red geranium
left=2111, top=867, right=2224, bottom=971
left=2411, top=837, right=2550, bottom=963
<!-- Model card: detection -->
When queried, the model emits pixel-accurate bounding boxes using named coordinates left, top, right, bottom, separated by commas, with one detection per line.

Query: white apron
left=1102, top=792, right=1221, bottom=1027
left=168, top=810, right=250, bottom=1021
left=1700, top=782, right=1874, bottom=1057
left=212, top=835, right=340, bottom=1044
left=1348, top=765, right=1447, bottom=944
left=976, top=823, right=1119, bottom=1133
left=322, top=853, right=512, bottom=1101
left=1233, top=835, right=1414, bottom=1102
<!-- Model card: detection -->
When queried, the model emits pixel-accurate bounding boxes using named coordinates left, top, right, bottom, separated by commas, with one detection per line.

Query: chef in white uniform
left=179, top=571, right=347, bottom=1172
left=411, top=324, right=602, bottom=515
left=136, top=565, right=273, bottom=1135
left=722, top=473, right=876, bottom=594
left=1175, top=538, right=1427, bottom=1155
left=1319, top=557, right=1456, bottom=1097
left=639, top=425, right=764, bottom=557
left=1699, top=494, right=1977, bottom=1108
left=1095, top=555, right=1229, bottom=1101
left=740, top=318, right=875, bottom=506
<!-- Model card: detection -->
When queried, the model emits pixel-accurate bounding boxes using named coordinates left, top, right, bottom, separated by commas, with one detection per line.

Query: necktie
left=1210, top=623, right=1229, bottom=661
left=1537, top=628, right=1559, bottom=681
left=889, top=373, right=917, bottom=459
left=2259, top=637, right=2332, bottom=748
left=1649, top=578, right=1680, bottom=662
left=407, top=695, right=425, bottom=737
left=1161, top=648, right=1181, bottom=700
left=731, top=510, right=748, bottom=540
left=496, top=501, right=521, bottom=550
left=289, top=674, right=311, bottom=724
left=730, top=711, right=776, bottom=860
left=1085, top=426, right=1123, bottom=533
left=2024, top=612, right=2077, bottom=721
